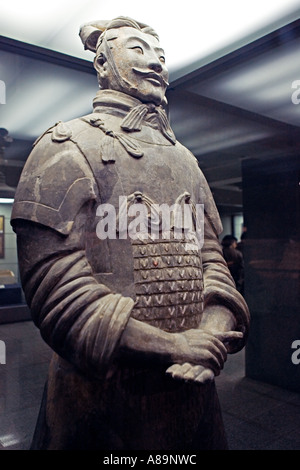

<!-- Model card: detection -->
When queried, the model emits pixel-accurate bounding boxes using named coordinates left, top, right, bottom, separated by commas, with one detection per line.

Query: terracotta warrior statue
left=11, top=16, right=250, bottom=450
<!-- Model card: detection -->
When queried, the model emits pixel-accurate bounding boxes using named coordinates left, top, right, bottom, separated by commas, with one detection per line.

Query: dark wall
left=242, top=156, right=300, bottom=392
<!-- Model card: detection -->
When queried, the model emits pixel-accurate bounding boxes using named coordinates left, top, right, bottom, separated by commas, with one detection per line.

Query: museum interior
left=0, top=2, right=299, bottom=451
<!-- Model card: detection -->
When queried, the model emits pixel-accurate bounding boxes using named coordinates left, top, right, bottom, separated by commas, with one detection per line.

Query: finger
left=189, top=331, right=230, bottom=352
left=200, top=340, right=228, bottom=367
left=180, top=362, right=194, bottom=374
left=189, top=337, right=228, bottom=363
left=194, top=368, right=215, bottom=384
left=183, top=329, right=228, bottom=353
left=214, top=330, right=243, bottom=342
left=166, top=364, right=180, bottom=375
left=182, top=365, right=205, bottom=381
left=166, top=364, right=186, bottom=380
left=185, top=329, right=219, bottom=342
left=199, top=350, right=225, bottom=375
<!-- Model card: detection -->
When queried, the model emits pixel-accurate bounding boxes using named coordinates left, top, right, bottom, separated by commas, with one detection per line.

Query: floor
left=0, top=320, right=300, bottom=451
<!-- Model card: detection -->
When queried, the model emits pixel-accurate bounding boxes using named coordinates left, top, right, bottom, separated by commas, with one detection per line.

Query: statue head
left=79, top=17, right=169, bottom=106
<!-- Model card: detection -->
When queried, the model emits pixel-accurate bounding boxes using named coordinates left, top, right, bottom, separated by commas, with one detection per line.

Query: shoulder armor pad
left=51, top=121, right=73, bottom=142
left=32, top=121, right=73, bottom=148
left=11, top=122, right=97, bottom=235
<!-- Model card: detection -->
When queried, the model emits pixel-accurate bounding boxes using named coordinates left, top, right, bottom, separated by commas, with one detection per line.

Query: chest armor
left=74, top=113, right=204, bottom=332
left=131, top=235, right=203, bottom=332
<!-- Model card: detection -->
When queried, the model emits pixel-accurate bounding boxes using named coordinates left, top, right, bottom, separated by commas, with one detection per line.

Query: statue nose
left=149, top=61, right=163, bottom=73
left=147, top=52, right=163, bottom=73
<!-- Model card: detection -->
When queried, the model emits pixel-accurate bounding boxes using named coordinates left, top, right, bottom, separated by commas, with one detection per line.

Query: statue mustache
left=132, top=68, right=169, bottom=87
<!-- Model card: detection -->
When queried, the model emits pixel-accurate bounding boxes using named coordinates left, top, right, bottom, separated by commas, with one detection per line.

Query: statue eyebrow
left=126, top=35, right=165, bottom=55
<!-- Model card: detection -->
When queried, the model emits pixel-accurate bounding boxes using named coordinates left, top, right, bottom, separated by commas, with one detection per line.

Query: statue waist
left=93, top=236, right=204, bottom=333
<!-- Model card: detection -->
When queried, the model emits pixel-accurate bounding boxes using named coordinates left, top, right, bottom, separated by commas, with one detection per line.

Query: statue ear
left=94, top=53, right=107, bottom=76
left=96, top=53, right=106, bottom=66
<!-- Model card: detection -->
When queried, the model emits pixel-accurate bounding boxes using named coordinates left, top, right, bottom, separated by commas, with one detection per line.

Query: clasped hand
left=166, top=328, right=243, bottom=384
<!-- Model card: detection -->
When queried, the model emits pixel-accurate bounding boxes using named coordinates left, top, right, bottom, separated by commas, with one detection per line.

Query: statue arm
left=166, top=210, right=249, bottom=384
left=13, top=217, right=135, bottom=379
left=183, top=150, right=250, bottom=351
left=167, top=163, right=250, bottom=383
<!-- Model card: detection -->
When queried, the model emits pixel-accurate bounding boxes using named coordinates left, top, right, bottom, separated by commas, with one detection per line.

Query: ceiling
left=0, top=3, right=300, bottom=218
left=1, top=0, right=300, bottom=71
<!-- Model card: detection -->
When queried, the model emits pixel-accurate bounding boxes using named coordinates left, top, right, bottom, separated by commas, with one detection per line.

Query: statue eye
left=130, top=46, right=144, bottom=54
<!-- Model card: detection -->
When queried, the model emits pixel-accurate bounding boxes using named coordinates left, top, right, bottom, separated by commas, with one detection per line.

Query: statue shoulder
left=174, top=140, right=208, bottom=182
left=175, top=140, right=200, bottom=167
left=11, top=116, right=98, bottom=235
left=175, top=140, right=223, bottom=235
left=32, top=113, right=96, bottom=147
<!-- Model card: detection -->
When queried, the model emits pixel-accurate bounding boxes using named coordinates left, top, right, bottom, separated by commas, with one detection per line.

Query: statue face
left=96, top=27, right=169, bottom=105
